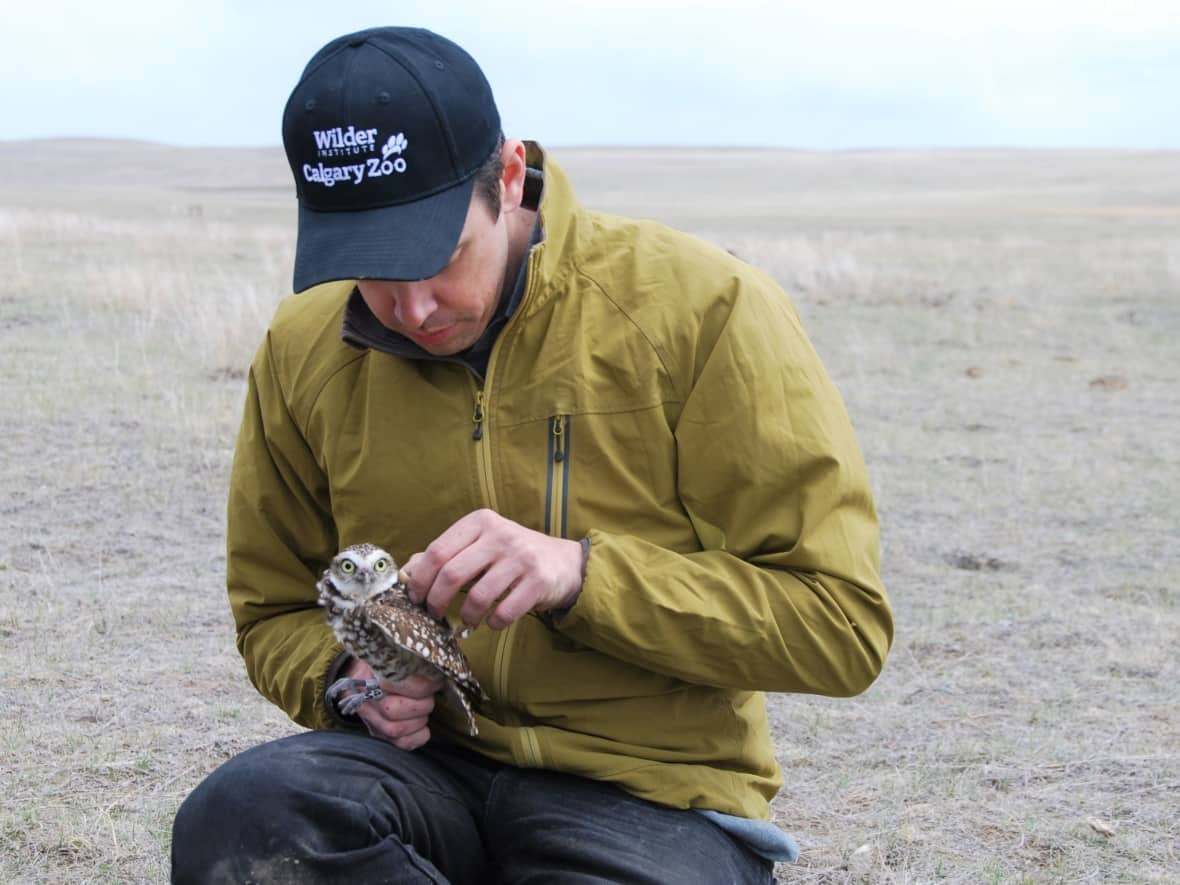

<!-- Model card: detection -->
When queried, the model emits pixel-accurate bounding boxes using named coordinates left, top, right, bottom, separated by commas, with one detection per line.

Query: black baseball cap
left=282, top=27, right=502, bottom=292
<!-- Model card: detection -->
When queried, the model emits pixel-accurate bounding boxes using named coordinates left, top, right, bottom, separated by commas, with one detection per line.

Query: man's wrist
left=544, top=535, right=590, bottom=625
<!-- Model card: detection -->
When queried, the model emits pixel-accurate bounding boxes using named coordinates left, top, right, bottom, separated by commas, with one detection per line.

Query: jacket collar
left=520, top=143, right=588, bottom=317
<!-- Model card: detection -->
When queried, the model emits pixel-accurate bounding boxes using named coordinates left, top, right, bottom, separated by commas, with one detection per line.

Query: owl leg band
left=327, top=677, right=385, bottom=717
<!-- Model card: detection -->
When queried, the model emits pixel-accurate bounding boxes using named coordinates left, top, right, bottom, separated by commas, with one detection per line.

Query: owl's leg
left=326, top=677, right=385, bottom=717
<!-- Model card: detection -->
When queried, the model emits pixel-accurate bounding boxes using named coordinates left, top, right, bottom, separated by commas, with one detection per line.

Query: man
left=172, top=26, right=892, bottom=884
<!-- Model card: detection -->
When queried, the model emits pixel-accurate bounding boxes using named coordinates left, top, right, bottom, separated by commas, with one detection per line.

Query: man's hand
left=342, top=657, right=443, bottom=751
left=400, top=509, right=584, bottom=630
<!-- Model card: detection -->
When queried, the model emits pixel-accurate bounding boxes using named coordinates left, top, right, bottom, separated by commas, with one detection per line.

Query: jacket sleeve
left=225, top=331, right=344, bottom=730
left=556, top=274, right=893, bottom=697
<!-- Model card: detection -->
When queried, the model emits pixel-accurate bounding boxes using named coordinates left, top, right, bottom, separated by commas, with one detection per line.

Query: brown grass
left=1, top=139, right=1177, bottom=883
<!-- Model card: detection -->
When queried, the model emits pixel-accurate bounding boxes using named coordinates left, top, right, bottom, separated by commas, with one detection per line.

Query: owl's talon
left=337, top=692, right=375, bottom=716
left=327, top=677, right=384, bottom=716
left=326, top=676, right=369, bottom=699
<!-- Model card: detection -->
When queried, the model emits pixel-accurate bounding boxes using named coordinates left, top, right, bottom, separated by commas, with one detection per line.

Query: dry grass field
left=1, top=138, right=1177, bottom=883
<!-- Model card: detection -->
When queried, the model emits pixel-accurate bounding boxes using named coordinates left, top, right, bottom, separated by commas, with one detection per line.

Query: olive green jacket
left=227, top=147, right=892, bottom=820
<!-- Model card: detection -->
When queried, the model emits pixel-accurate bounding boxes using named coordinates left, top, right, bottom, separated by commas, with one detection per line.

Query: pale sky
left=2, top=0, right=1178, bottom=149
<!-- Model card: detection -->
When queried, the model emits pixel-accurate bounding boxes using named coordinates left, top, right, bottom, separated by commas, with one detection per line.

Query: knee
left=171, top=732, right=356, bottom=882
left=176, top=735, right=308, bottom=828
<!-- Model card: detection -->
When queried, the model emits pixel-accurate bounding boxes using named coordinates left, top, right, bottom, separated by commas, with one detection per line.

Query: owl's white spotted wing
left=361, top=585, right=488, bottom=705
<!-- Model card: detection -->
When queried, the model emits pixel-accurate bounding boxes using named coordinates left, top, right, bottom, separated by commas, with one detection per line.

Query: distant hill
left=0, top=138, right=290, bottom=191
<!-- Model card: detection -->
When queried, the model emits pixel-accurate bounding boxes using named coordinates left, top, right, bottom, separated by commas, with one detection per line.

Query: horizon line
left=2, top=135, right=1178, bottom=154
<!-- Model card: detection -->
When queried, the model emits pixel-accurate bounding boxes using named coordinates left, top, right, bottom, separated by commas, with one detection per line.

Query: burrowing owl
left=317, top=543, right=486, bottom=736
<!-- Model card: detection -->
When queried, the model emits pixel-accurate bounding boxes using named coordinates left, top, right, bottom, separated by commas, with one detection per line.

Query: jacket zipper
left=468, top=253, right=549, bottom=769
left=471, top=389, right=485, bottom=441
left=470, top=379, right=545, bottom=762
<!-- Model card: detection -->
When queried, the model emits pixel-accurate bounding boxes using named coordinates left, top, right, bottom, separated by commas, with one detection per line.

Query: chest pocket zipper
left=545, top=415, right=571, bottom=538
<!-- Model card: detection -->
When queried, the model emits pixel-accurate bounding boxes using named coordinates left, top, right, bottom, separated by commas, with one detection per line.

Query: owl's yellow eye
left=340, top=560, right=356, bottom=574
left=374, top=558, right=389, bottom=572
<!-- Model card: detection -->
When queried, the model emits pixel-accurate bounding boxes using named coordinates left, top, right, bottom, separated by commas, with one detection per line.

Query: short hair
left=472, top=132, right=506, bottom=218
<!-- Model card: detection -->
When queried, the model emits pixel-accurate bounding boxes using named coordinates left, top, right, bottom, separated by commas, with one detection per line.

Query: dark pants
left=171, top=730, right=774, bottom=884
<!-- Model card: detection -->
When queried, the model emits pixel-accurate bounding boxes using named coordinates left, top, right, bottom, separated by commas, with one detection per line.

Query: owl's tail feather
left=445, top=682, right=481, bottom=737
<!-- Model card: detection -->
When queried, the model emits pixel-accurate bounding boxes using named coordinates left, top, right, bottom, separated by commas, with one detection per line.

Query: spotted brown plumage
left=317, top=543, right=486, bottom=736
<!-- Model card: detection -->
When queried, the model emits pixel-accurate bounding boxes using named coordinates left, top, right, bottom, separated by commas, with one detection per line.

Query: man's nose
left=391, top=281, right=436, bottom=328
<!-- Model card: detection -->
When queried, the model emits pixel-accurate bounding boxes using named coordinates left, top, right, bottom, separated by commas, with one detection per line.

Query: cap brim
left=291, top=175, right=477, bottom=292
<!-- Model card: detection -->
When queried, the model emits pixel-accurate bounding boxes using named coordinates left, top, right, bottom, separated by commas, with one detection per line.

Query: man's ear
left=500, top=139, right=528, bottom=213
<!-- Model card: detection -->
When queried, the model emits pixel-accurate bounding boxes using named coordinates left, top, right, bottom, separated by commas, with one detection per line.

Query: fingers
left=357, top=690, right=435, bottom=749
left=402, top=510, right=493, bottom=605
left=346, top=671, right=444, bottom=751
left=361, top=689, right=434, bottom=725
left=402, top=511, right=585, bottom=630
left=386, top=672, right=446, bottom=698
left=422, top=543, right=499, bottom=619
left=483, top=580, right=545, bottom=629
left=360, top=708, right=432, bottom=750
left=387, top=723, right=432, bottom=751
left=461, top=559, right=523, bottom=628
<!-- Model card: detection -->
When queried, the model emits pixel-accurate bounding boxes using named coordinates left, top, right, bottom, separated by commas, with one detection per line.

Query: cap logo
left=312, top=125, right=379, bottom=155
left=302, top=125, right=410, bottom=189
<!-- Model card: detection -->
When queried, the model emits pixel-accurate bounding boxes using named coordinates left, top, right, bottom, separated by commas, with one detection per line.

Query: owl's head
left=321, top=543, right=400, bottom=603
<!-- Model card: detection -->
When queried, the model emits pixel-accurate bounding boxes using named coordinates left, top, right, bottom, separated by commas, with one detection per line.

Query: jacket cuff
left=541, top=534, right=591, bottom=627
